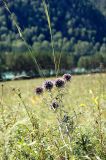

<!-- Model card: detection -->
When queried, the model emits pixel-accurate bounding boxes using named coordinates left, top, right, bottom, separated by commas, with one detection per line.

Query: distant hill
left=91, top=0, right=106, bottom=16
left=0, top=0, right=106, bottom=74
left=0, top=0, right=106, bottom=45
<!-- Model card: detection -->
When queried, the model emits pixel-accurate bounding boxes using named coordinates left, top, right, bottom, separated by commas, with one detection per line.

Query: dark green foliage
left=0, top=0, right=106, bottom=43
left=0, top=0, right=106, bottom=74
left=92, top=0, right=106, bottom=16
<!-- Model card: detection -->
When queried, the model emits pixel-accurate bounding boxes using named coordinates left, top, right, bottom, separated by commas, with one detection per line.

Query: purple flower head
left=44, top=80, right=54, bottom=90
left=63, top=74, right=72, bottom=81
left=51, top=101, right=59, bottom=110
left=55, top=78, right=65, bottom=88
left=35, top=86, right=43, bottom=95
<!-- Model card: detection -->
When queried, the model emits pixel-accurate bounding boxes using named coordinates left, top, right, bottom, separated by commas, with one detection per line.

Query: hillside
left=0, top=0, right=106, bottom=45
left=0, top=0, right=106, bottom=75
left=92, top=0, right=106, bottom=16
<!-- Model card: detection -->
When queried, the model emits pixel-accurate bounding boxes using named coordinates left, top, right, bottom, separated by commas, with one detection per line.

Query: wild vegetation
left=0, top=74, right=106, bottom=159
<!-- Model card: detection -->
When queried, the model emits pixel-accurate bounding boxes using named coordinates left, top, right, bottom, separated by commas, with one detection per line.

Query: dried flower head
left=51, top=101, right=59, bottom=110
left=35, top=87, right=43, bottom=95
left=55, top=78, right=65, bottom=88
left=44, top=80, right=54, bottom=90
left=63, top=74, right=71, bottom=81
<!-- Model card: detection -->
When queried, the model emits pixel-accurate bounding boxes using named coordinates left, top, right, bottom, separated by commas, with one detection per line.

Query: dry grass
left=0, top=73, right=106, bottom=126
left=0, top=73, right=106, bottom=159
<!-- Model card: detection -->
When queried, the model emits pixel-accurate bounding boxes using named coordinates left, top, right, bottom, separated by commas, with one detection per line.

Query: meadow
left=0, top=0, right=106, bottom=159
left=0, top=73, right=106, bottom=160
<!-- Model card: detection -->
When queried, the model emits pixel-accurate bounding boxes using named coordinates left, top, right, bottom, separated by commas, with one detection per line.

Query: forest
left=0, top=0, right=106, bottom=77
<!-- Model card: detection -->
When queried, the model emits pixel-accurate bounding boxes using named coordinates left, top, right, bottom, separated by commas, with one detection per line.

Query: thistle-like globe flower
left=51, top=101, right=59, bottom=110
left=55, top=78, right=65, bottom=88
left=63, top=74, right=71, bottom=81
left=35, top=86, right=43, bottom=95
left=44, top=80, right=54, bottom=90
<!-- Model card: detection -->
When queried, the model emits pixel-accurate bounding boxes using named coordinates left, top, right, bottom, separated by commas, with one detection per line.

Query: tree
left=12, top=40, right=27, bottom=53
left=74, top=41, right=93, bottom=57
left=78, top=56, right=91, bottom=69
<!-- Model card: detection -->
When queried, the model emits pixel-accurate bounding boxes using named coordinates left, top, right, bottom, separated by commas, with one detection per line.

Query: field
left=0, top=74, right=106, bottom=159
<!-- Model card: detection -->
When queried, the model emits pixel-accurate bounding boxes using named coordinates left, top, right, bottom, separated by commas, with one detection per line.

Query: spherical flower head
left=35, top=86, right=43, bottom=95
left=44, top=80, right=54, bottom=90
left=55, top=78, right=65, bottom=88
left=51, top=101, right=59, bottom=110
left=63, top=74, right=72, bottom=81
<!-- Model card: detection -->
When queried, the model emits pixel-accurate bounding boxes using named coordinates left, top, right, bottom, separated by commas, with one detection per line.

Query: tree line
left=0, top=0, right=106, bottom=77
left=0, top=39, right=106, bottom=77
